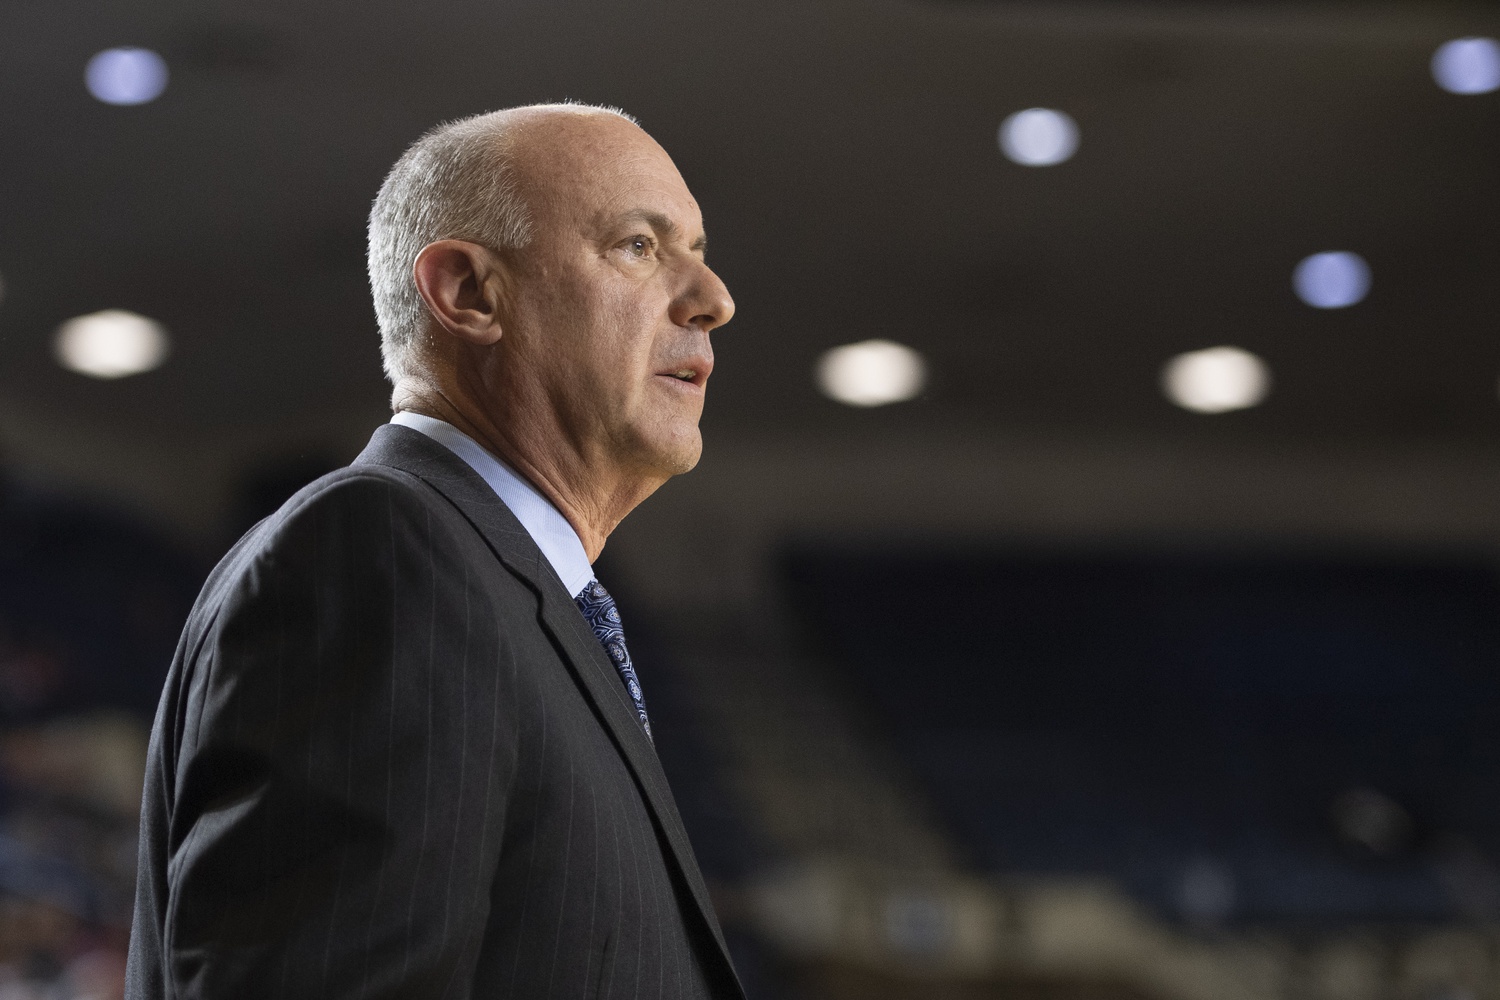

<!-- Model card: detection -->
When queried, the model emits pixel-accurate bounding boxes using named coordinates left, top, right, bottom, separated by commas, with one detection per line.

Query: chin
left=646, top=428, right=703, bottom=477
left=623, top=413, right=703, bottom=479
left=661, top=440, right=702, bottom=477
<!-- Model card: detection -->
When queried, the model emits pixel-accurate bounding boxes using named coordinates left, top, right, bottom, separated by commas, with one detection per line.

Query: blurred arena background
left=3, top=0, right=1500, bottom=997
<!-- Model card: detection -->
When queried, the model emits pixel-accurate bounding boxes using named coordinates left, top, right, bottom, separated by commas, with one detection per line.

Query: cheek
left=598, top=288, right=668, bottom=370
left=544, top=268, right=672, bottom=400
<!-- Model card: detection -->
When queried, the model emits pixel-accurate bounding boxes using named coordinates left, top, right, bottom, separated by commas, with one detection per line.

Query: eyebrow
left=619, top=209, right=708, bottom=253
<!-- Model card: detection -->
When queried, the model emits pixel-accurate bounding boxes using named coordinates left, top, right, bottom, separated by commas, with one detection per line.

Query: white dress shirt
left=389, top=412, right=595, bottom=598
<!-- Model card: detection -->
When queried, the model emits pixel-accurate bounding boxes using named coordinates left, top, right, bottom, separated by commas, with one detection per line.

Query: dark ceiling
left=2, top=0, right=1499, bottom=455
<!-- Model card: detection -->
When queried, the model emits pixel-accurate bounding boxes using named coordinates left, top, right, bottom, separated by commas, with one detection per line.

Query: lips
left=655, top=355, right=713, bottom=389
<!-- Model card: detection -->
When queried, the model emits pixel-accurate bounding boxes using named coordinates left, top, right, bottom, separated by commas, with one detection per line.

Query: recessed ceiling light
left=1432, top=37, right=1500, bottom=95
left=816, top=339, right=927, bottom=407
left=998, top=108, right=1079, bottom=167
left=55, top=309, right=170, bottom=379
left=1293, top=251, right=1370, bottom=309
left=85, top=48, right=169, bottom=106
left=1162, top=346, right=1269, bottom=414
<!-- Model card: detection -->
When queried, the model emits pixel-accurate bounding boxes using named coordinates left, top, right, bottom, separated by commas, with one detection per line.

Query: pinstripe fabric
left=126, top=425, right=743, bottom=1000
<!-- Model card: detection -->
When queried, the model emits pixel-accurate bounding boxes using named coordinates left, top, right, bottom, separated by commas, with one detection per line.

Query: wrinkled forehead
left=508, top=114, right=701, bottom=237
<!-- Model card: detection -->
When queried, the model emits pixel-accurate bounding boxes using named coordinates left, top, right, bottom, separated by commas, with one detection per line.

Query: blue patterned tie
left=574, top=580, right=653, bottom=744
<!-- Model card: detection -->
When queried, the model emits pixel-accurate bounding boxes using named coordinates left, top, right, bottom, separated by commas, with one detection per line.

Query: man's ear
left=412, top=240, right=506, bottom=346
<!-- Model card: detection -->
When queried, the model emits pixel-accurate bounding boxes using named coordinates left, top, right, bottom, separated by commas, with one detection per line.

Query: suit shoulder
left=282, top=462, right=438, bottom=518
left=245, top=464, right=443, bottom=546
left=196, top=464, right=458, bottom=607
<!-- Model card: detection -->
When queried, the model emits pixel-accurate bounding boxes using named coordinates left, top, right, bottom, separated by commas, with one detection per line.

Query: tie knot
left=576, top=579, right=622, bottom=634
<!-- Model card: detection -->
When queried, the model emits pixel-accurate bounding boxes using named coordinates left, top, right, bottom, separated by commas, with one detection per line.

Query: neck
left=392, top=380, right=664, bottom=562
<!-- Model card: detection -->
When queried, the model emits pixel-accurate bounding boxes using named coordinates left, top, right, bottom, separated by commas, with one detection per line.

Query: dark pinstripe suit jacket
left=126, top=424, right=745, bottom=999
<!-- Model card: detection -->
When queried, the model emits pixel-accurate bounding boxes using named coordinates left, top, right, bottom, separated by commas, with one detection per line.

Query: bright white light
left=1432, top=37, right=1500, bottom=95
left=1293, top=251, right=1371, bottom=309
left=85, top=48, right=169, bottom=106
left=55, top=310, right=170, bottom=379
left=1162, top=346, right=1269, bottom=414
left=816, top=339, right=926, bottom=407
left=998, top=108, right=1079, bottom=167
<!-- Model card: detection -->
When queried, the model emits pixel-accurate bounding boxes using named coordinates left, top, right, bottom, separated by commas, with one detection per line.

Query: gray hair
left=367, top=103, right=638, bottom=383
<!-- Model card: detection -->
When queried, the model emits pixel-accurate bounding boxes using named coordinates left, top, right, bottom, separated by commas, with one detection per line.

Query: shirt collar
left=389, top=412, right=595, bottom=598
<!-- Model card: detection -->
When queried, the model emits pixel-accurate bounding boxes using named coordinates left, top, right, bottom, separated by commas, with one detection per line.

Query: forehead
left=510, top=114, right=702, bottom=235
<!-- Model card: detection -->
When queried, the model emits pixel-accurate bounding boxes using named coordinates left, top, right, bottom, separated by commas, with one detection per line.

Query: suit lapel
left=355, top=424, right=739, bottom=983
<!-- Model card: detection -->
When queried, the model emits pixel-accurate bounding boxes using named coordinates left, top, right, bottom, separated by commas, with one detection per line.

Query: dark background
left=3, top=1, right=1500, bottom=997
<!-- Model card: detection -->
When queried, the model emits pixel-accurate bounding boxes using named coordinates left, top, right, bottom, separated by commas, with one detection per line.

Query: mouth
left=655, top=358, right=712, bottom=389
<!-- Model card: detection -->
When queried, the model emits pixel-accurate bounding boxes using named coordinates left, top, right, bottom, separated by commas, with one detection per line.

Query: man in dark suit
left=126, top=103, right=740, bottom=998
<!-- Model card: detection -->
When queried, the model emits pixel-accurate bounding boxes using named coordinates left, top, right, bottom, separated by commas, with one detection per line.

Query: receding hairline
left=473, top=102, right=646, bottom=163
left=471, top=104, right=661, bottom=218
left=496, top=109, right=709, bottom=251
left=485, top=102, right=641, bottom=129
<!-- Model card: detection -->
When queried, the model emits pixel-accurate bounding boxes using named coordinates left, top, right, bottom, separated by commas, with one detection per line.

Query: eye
left=621, top=234, right=657, bottom=259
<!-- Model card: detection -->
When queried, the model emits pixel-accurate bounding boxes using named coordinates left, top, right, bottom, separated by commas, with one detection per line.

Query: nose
left=671, top=259, right=735, bottom=333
